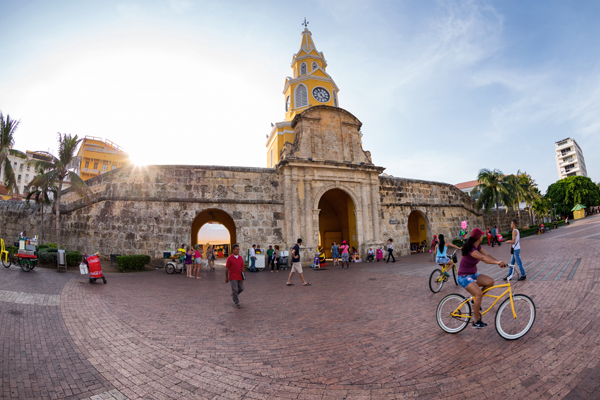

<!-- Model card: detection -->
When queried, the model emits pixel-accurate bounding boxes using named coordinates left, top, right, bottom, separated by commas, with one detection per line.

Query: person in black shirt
left=286, top=238, right=310, bottom=286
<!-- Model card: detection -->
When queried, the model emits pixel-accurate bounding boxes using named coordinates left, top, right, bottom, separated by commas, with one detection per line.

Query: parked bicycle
left=436, top=268, right=536, bottom=340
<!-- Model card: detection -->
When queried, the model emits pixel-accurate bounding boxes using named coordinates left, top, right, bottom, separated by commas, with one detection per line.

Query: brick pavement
left=2, top=214, right=600, bottom=399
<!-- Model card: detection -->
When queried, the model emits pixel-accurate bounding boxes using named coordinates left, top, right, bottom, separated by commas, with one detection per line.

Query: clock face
left=286, top=96, right=290, bottom=112
left=312, top=87, right=330, bottom=103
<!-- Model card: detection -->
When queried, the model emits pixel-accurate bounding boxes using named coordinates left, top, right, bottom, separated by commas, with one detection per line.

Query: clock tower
left=266, top=25, right=340, bottom=167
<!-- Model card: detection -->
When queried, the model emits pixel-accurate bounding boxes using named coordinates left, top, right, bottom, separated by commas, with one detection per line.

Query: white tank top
left=512, top=229, right=520, bottom=251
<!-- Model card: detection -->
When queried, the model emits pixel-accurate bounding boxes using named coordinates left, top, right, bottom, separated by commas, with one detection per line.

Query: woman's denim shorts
left=457, top=273, right=480, bottom=288
left=436, top=256, right=450, bottom=265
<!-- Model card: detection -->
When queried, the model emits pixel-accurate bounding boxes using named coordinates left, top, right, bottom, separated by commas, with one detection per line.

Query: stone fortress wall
left=0, top=106, right=485, bottom=263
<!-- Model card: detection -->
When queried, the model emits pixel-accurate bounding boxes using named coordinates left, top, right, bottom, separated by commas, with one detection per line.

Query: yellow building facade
left=77, top=136, right=129, bottom=181
left=266, top=27, right=340, bottom=167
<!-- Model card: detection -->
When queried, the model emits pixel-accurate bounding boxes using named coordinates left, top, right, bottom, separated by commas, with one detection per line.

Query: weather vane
left=302, top=17, right=309, bottom=28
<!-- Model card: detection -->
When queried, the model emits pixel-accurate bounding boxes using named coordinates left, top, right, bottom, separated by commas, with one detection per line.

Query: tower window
left=295, top=84, right=308, bottom=108
left=312, top=61, right=318, bottom=71
left=300, top=62, right=307, bottom=75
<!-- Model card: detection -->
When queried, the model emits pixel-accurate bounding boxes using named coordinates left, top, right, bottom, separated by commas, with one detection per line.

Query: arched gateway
left=407, top=210, right=430, bottom=254
left=191, top=209, right=237, bottom=249
left=317, top=188, right=357, bottom=258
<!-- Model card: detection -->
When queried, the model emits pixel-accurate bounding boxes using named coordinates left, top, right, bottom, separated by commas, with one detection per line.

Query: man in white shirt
left=249, top=244, right=257, bottom=272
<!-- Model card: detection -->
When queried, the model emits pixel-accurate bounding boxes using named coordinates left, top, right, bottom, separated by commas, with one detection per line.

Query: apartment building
left=555, top=137, right=587, bottom=180
left=77, top=136, right=129, bottom=181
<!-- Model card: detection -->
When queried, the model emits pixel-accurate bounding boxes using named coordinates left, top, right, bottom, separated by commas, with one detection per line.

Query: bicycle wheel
left=452, top=265, right=458, bottom=285
left=495, top=294, right=536, bottom=340
left=2, top=255, right=11, bottom=268
left=429, top=269, right=445, bottom=293
left=21, top=259, right=31, bottom=272
left=437, top=293, right=471, bottom=333
left=165, top=263, right=175, bottom=274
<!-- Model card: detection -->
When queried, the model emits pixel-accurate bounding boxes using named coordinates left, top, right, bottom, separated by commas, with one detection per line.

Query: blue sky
left=1, top=0, right=599, bottom=192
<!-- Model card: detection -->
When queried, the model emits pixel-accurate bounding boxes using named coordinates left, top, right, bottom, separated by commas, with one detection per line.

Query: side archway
left=407, top=210, right=430, bottom=254
left=191, top=209, right=237, bottom=249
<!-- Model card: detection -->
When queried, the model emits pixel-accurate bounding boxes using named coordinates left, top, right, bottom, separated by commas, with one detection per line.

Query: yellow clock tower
left=266, top=24, right=340, bottom=167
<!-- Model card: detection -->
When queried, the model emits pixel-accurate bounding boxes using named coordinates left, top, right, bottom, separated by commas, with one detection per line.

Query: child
left=185, top=247, right=193, bottom=278
left=193, top=245, right=202, bottom=279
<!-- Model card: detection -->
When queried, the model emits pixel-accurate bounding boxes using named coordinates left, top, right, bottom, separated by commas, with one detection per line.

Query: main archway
left=191, top=209, right=237, bottom=253
left=318, top=189, right=357, bottom=258
left=407, top=210, right=430, bottom=254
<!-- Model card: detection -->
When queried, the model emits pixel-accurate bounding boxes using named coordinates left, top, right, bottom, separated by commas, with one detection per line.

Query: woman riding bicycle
left=458, top=228, right=507, bottom=328
left=434, top=234, right=461, bottom=276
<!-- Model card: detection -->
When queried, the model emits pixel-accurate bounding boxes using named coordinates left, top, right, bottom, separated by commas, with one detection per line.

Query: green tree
left=546, top=176, right=600, bottom=217
left=27, top=133, right=93, bottom=251
left=25, top=166, right=58, bottom=245
left=0, top=112, right=27, bottom=193
left=475, top=169, right=514, bottom=231
left=532, top=196, right=551, bottom=223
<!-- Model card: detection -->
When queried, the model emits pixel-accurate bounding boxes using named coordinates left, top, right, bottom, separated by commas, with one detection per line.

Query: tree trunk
left=40, top=204, right=44, bottom=245
left=496, top=201, right=500, bottom=232
left=55, top=179, right=63, bottom=253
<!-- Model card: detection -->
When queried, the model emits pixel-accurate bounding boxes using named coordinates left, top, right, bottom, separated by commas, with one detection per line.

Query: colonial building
left=0, top=27, right=484, bottom=263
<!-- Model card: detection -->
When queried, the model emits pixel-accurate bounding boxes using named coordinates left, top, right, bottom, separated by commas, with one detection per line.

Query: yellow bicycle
left=436, top=268, right=536, bottom=340
left=429, top=250, right=459, bottom=293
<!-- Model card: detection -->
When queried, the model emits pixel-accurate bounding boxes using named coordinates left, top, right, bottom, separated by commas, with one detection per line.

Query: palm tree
left=505, top=171, right=536, bottom=227
left=27, top=133, right=92, bottom=251
left=0, top=111, right=27, bottom=193
left=532, top=196, right=551, bottom=224
left=475, top=169, right=513, bottom=232
left=25, top=166, right=58, bottom=245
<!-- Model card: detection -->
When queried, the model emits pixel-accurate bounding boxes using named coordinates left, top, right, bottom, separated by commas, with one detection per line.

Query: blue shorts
left=457, top=273, right=480, bottom=289
left=436, top=256, right=450, bottom=265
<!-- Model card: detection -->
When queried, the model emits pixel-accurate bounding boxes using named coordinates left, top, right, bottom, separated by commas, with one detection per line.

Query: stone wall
left=0, top=202, right=54, bottom=247
left=482, top=208, right=535, bottom=233
left=378, top=176, right=484, bottom=256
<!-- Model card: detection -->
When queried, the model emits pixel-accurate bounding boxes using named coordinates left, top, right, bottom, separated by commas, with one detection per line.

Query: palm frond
left=67, top=171, right=93, bottom=203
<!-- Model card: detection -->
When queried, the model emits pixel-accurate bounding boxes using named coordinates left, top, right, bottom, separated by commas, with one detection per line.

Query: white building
left=0, top=150, right=74, bottom=200
left=555, top=137, right=587, bottom=180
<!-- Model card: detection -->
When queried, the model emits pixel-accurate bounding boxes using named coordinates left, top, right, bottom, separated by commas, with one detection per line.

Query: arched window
left=295, top=84, right=308, bottom=108
left=312, top=61, right=318, bottom=71
left=300, top=62, right=307, bottom=75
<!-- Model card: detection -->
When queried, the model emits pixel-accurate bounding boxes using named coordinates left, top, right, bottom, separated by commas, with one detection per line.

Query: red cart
left=83, top=253, right=106, bottom=284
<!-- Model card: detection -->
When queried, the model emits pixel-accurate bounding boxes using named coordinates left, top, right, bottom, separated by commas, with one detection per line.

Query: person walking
left=504, top=220, right=527, bottom=281
left=339, top=240, right=350, bottom=269
left=225, top=244, right=245, bottom=308
left=193, top=244, right=202, bottom=279
left=267, top=245, right=275, bottom=272
left=386, top=238, right=395, bottom=263
left=286, top=238, right=310, bottom=286
left=331, top=242, right=339, bottom=267
left=249, top=244, right=257, bottom=272
left=491, top=226, right=500, bottom=247
left=185, top=247, right=193, bottom=278
left=486, top=228, right=492, bottom=246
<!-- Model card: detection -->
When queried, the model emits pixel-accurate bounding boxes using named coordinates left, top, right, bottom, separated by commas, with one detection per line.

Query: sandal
left=286, top=283, right=294, bottom=286
left=303, top=283, right=311, bottom=286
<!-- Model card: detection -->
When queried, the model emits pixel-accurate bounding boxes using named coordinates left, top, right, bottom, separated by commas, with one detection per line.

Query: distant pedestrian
left=430, top=235, right=438, bottom=262
left=193, top=244, right=202, bottom=279
left=185, top=247, right=193, bottom=278
left=339, top=240, right=350, bottom=269
left=505, top=220, right=526, bottom=281
left=386, top=238, right=395, bottom=263
left=286, top=238, right=310, bottom=286
left=249, top=244, right=257, bottom=272
left=331, top=242, right=339, bottom=266
left=491, top=226, right=500, bottom=247
left=486, top=228, right=492, bottom=246
left=267, top=245, right=275, bottom=272
left=225, top=244, right=245, bottom=308
left=367, top=247, right=375, bottom=262
left=207, top=245, right=216, bottom=271
left=273, top=245, right=280, bottom=272
left=376, top=247, right=384, bottom=262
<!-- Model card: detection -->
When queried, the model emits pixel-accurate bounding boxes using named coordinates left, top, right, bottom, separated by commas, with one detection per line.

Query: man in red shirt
left=225, top=244, right=245, bottom=308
